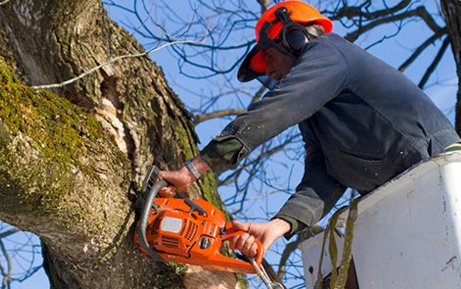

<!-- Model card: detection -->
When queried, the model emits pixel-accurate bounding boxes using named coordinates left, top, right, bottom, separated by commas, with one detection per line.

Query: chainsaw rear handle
left=138, top=177, right=167, bottom=262
left=222, top=229, right=265, bottom=267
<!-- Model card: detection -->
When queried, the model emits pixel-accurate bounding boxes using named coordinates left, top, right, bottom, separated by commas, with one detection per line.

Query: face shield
left=237, top=22, right=286, bottom=90
left=256, top=75, right=280, bottom=90
left=237, top=12, right=298, bottom=90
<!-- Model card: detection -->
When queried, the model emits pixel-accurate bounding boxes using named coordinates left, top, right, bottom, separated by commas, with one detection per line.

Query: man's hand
left=231, top=218, right=291, bottom=257
left=158, top=166, right=195, bottom=197
left=158, top=155, right=211, bottom=197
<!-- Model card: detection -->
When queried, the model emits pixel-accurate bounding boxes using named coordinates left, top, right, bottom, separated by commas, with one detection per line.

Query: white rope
left=31, top=37, right=207, bottom=90
left=0, top=0, right=12, bottom=6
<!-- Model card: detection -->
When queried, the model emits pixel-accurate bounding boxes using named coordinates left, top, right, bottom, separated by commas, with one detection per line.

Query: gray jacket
left=201, top=33, right=460, bottom=236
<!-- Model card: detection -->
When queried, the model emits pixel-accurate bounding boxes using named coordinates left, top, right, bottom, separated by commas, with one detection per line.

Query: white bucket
left=299, top=152, right=461, bottom=289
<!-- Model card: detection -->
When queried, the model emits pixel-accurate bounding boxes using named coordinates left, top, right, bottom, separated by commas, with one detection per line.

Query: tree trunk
left=441, top=0, right=461, bottom=135
left=0, top=1, right=244, bottom=288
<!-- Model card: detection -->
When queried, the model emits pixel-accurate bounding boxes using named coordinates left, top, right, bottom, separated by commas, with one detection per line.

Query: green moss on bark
left=0, top=58, right=105, bottom=210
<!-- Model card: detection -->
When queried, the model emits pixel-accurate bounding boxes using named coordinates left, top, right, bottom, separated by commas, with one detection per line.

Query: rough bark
left=0, top=1, right=243, bottom=288
left=440, top=0, right=461, bottom=135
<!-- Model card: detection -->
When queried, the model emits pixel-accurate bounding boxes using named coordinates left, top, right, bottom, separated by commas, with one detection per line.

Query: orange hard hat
left=237, top=1, right=333, bottom=83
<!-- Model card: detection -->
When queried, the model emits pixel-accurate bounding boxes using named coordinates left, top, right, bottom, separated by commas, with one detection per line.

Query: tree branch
left=399, top=28, right=447, bottom=72
left=192, top=83, right=266, bottom=125
left=194, top=109, right=246, bottom=124
left=0, top=239, right=12, bottom=289
left=418, top=36, right=451, bottom=88
left=345, top=6, right=442, bottom=42
left=0, top=228, right=19, bottom=239
left=277, top=225, right=324, bottom=280
left=252, top=84, right=267, bottom=103
left=332, top=0, right=412, bottom=20
left=218, top=135, right=299, bottom=187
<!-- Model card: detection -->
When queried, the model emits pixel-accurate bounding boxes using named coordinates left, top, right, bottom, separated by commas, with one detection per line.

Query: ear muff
left=275, top=7, right=310, bottom=56
left=282, top=24, right=309, bottom=54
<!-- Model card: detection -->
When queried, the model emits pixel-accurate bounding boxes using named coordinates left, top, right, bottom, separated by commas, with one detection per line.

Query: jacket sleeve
left=274, top=121, right=346, bottom=239
left=201, top=37, right=349, bottom=174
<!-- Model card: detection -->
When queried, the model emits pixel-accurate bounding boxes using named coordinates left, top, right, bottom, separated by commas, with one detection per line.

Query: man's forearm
left=270, top=218, right=292, bottom=236
left=200, top=137, right=249, bottom=175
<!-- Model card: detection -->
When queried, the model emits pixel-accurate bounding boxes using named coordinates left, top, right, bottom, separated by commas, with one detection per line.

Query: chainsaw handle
left=138, top=176, right=167, bottom=262
left=221, top=229, right=265, bottom=267
left=184, top=198, right=207, bottom=216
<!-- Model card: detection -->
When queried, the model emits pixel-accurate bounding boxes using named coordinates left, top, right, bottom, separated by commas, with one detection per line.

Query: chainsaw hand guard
left=137, top=166, right=166, bottom=262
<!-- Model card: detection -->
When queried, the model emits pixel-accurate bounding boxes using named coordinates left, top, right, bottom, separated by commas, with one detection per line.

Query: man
left=160, top=1, right=461, bottom=257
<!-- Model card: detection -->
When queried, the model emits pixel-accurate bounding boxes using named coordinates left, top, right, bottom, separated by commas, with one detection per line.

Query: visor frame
left=237, top=21, right=284, bottom=82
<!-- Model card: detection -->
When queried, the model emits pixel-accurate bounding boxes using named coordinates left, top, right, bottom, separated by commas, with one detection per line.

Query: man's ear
left=305, top=24, right=325, bottom=39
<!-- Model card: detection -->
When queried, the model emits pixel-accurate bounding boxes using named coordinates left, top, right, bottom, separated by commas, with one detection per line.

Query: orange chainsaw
left=133, top=165, right=264, bottom=274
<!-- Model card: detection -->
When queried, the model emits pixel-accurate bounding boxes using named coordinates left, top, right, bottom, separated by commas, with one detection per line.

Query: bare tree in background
left=1, top=0, right=460, bottom=288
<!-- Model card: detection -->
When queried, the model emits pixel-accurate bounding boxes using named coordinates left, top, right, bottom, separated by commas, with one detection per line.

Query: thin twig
left=31, top=37, right=208, bottom=90
left=345, top=6, right=441, bottom=42
left=0, top=239, right=12, bottom=289
left=418, top=36, right=450, bottom=89
left=218, top=134, right=299, bottom=187
left=193, top=109, right=246, bottom=124
left=252, top=84, right=267, bottom=103
left=399, top=28, right=447, bottom=72
left=277, top=225, right=324, bottom=280
left=331, top=0, right=412, bottom=20
left=0, top=228, right=19, bottom=239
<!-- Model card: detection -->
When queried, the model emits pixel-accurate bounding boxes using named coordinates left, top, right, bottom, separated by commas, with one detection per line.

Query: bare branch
left=0, top=239, right=12, bottom=289
left=331, top=0, right=412, bottom=20
left=414, top=5, right=443, bottom=33
left=345, top=6, right=442, bottom=42
left=219, top=134, right=300, bottom=188
left=194, top=109, right=246, bottom=124
left=0, top=228, right=19, bottom=239
left=418, top=36, right=451, bottom=89
left=277, top=225, right=324, bottom=280
left=190, top=83, right=266, bottom=126
left=252, top=84, right=268, bottom=103
left=31, top=37, right=208, bottom=90
left=399, top=28, right=447, bottom=72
